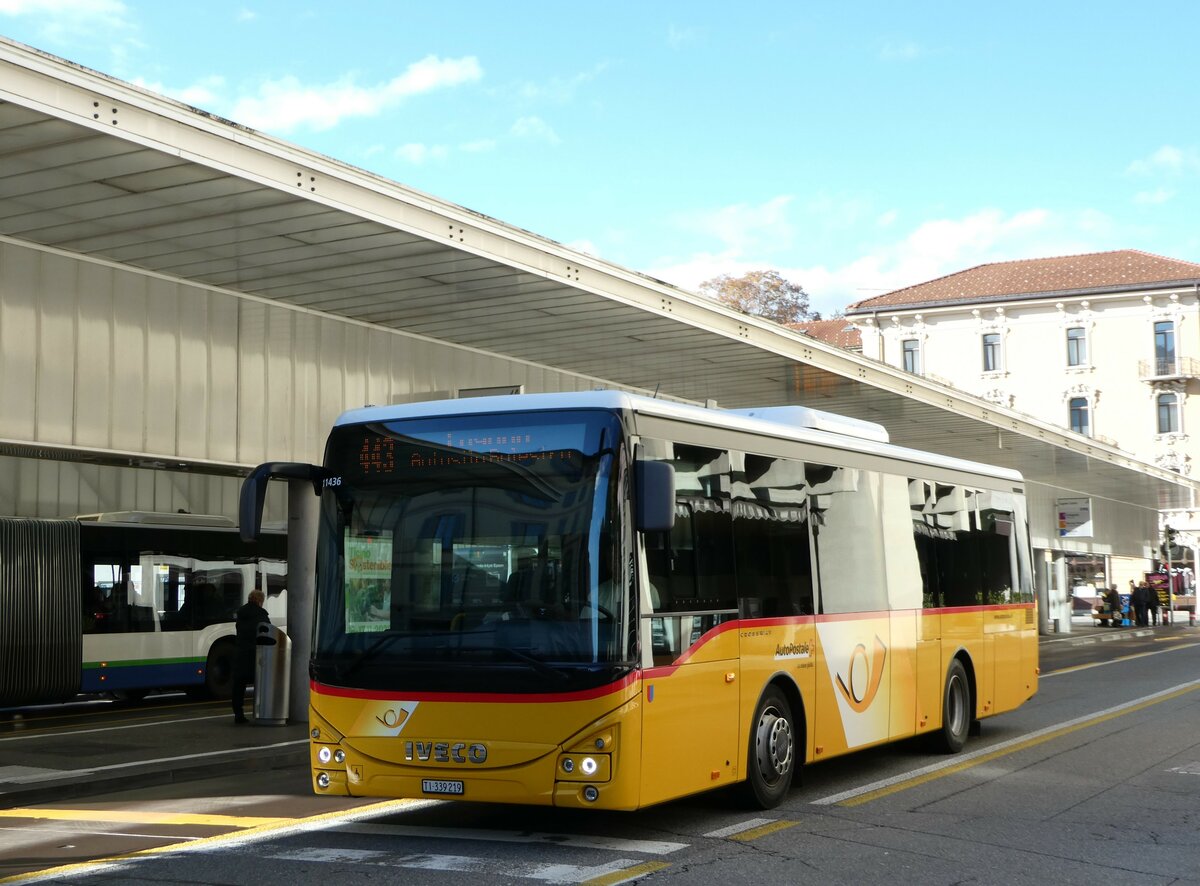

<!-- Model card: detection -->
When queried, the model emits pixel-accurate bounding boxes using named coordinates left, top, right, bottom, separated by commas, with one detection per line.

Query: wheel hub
left=755, top=706, right=793, bottom=782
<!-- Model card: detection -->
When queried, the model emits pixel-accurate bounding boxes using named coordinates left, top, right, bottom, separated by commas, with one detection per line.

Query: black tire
left=933, top=658, right=971, bottom=754
left=204, top=640, right=236, bottom=700
left=742, top=685, right=796, bottom=809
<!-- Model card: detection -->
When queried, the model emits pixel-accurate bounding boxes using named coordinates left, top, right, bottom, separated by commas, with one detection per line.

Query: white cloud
left=510, top=115, right=561, bottom=145
left=459, top=138, right=497, bottom=153
left=0, top=0, right=127, bottom=20
left=0, top=0, right=134, bottom=45
left=648, top=206, right=1110, bottom=318
left=1134, top=188, right=1176, bottom=205
left=512, top=62, right=609, bottom=105
left=565, top=239, right=598, bottom=256
left=134, top=75, right=225, bottom=109
left=230, top=55, right=482, bottom=132
left=672, top=195, right=796, bottom=256
left=1127, top=145, right=1200, bottom=176
left=236, top=7, right=257, bottom=21
left=394, top=143, right=448, bottom=165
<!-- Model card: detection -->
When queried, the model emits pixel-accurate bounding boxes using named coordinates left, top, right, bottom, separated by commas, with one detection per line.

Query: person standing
left=1147, top=582, right=1160, bottom=627
left=1104, top=585, right=1124, bottom=628
left=231, top=589, right=270, bottom=724
left=1131, top=582, right=1148, bottom=627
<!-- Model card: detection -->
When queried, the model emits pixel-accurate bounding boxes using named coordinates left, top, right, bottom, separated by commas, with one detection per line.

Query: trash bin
left=253, top=623, right=290, bottom=725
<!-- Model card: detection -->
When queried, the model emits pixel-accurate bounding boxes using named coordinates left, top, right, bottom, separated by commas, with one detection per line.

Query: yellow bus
left=240, top=391, right=1037, bottom=810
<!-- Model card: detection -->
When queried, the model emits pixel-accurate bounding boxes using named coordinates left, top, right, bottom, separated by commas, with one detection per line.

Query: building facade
left=846, top=250, right=1200, bottom=595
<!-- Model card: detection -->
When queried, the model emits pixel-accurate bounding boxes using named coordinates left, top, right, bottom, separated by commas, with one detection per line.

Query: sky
left=2, top=1, right=1199, bottom=318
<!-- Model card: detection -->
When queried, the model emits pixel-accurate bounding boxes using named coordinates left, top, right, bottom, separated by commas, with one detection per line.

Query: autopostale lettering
left=405, top=740, right=488, bottom=764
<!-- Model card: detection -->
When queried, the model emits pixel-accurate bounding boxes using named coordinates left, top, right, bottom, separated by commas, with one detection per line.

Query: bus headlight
left=334, top=749, right=346, bottom=764
left=316, top=772, right=331, bottom=789
left=557, top=753, right=609, bottom=781
left=317, top=746, right=332, bottom=764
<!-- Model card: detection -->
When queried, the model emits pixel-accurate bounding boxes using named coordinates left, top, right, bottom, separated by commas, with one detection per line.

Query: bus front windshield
left=313, top=408, right=628, bottom=694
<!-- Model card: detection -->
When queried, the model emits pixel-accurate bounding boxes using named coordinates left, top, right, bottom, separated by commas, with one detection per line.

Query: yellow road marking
left=0, top=808, right=291, bottom=828
left=729, top=819, right=798, bottom=841
left=582, top=861, right=671, bottom=885
left=838, top=682, right=1200, bottom=807
left=0, top=797, right=427, bottom=885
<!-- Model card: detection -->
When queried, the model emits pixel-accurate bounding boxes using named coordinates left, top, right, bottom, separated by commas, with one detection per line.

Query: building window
left=1154, top=321, right=1176, bottom=376
left=902, top=339, right=920, bottom=374
left=1157, top=392, right=1179, bottom=434
left=982, top=333, right=1002, bottom=372
left=1066, top=326, right=1087, bottom=367
left=1069, top=397, right=1091, bottom=436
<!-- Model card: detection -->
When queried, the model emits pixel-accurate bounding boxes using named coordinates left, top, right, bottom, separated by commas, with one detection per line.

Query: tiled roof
left=845, top=250, right=1200, bottom=314
left=788, top=318, right=862, bottom=350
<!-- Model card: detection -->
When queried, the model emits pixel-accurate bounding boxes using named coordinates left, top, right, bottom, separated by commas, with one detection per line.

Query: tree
left=699, top=270, right=819, bottom=324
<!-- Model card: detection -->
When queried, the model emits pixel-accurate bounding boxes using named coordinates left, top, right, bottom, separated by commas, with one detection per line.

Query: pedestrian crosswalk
left=267, top=847, right=670, bottom=884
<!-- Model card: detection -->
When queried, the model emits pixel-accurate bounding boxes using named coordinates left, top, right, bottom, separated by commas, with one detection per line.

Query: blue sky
left=2, top=1, right=1198, bottom=316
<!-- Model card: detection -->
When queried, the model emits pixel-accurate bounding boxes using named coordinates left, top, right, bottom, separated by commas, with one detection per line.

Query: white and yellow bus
left=241, top=391, right=1037, bottom=810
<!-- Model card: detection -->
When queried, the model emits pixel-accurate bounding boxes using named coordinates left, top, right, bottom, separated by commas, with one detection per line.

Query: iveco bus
left=240, top=391, right=1037, bottom=810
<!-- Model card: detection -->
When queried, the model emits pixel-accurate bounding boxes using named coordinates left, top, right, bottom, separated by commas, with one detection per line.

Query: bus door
left=637, top=443, right=740, bottom=806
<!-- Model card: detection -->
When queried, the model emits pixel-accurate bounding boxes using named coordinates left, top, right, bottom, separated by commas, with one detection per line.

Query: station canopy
left=0, top=36, right=1192, bottom=511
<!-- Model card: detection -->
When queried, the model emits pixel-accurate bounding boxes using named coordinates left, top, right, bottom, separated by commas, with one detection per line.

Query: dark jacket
left=234, top=600, right=271, bottom=674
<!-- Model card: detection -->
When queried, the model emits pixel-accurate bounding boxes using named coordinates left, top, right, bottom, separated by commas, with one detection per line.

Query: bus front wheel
left=743, top=685, right=795, bottom=809
left=204, top=640, right=236, bottom=700
left=933, top=658, right=971, bottom=754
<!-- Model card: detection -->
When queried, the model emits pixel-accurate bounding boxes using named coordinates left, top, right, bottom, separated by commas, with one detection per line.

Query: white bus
left=0, top=512, right=286, bottom=705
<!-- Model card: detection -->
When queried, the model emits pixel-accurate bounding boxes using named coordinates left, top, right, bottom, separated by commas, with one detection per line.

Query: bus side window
left=641, top=442, right=735, bottom=664
left=807, top=463, right=888, bottom=615
left=732, top=451, right=814, bottom=618
left=910, top=481, right=1016, bottom=607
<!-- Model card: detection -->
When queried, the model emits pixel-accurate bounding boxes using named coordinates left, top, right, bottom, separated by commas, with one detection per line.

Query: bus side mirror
left=239, top=462, right=329, bottom=542
left=636, top=460, right=676, bottom=533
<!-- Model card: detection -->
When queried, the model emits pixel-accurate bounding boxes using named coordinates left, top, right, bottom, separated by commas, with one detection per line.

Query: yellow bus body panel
left=307, top=604, right=1037, bottom=810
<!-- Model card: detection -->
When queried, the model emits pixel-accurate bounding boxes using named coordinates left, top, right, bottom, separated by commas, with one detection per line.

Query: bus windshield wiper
left=450, top=643, right=570, bottom=684
left=337, top=630, right=429, bottom=680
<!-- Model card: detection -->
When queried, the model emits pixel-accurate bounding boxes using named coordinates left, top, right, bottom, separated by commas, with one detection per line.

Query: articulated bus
left=0, top=512, right=286, bottom=706
left=241, top=391, right=1037, bottom=810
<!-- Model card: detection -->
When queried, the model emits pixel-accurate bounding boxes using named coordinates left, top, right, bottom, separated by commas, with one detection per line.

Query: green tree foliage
left=699, top=270, right=820, bottom=324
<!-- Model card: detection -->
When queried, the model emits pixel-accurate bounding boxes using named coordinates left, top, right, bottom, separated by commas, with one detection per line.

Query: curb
left=0, top=745, right=309, bottom=810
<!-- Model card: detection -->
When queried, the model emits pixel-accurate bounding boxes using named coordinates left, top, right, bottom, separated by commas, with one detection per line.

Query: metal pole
left=286, top=479, right=319, bottom=724
left=1166, top=527, right=1175, bottom=625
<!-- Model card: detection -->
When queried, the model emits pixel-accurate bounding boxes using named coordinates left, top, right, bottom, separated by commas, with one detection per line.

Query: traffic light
left=1161, top=526, right=1178, bottom=560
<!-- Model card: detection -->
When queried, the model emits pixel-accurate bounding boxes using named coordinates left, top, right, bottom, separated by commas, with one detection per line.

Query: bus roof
left=334, top=391, right=1024, bottom=484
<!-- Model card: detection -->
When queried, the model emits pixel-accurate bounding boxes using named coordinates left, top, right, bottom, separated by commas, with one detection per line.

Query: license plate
left=421, top=779, right=464, bottom=795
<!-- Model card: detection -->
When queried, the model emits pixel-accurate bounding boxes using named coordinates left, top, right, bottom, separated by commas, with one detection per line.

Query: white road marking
left=0, top=714, right=229, bottom=743
left=702, top=818, right=776, bottom=838
left=811, top=676, right=1200, bottom=805
left=335, top=822, right=687, bottom=855
left=268, top=847, right=658, bottom=884
left=0, top=740, right=306, bottom=785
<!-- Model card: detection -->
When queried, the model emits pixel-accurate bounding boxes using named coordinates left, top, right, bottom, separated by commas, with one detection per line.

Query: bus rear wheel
left=204, top=640, right=236, bottom=700
left=742, top=685, right=795, bottom=809
left=932, top=658, right=971, bottom=753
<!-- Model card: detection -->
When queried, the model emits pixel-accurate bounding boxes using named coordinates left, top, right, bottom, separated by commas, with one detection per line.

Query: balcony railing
left=1139, top=355, right=1200, bottom=381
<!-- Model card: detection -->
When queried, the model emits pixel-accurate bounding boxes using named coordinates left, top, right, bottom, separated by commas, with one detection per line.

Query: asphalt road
left=4, top=629, right=1200, bottom=885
